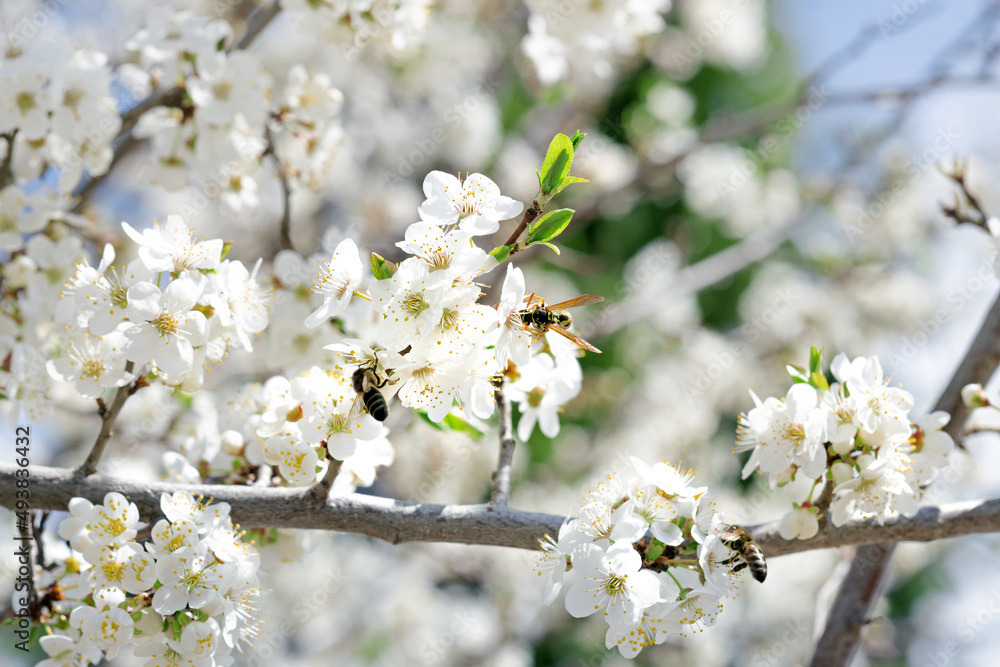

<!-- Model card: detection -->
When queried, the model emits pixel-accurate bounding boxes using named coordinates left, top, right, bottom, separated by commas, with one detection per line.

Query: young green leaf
left=527, top=208, right=574, bottom=245
left=547, top=175, right=588, bottom=198
left=489, top=244, right=513, bottom=263
left=537, top=133, right=574, bottom=196
left=442, top=413, right=484, bottom=439
left=809, top=371, right=829, bottom=391
left=370, top=252, right=397, bottom=280
left=786, top=363, right=809, bottom=384
left=570, top=130, right=587, bottom=150
left=809, top=346, right=823, bottom=375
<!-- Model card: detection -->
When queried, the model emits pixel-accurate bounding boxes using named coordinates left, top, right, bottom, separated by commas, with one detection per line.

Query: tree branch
left=72, top=1, right=282, bottom=211
left=309, top=457, right=342, bottom=501
left=809, top=285, right=1000, bottom=666
left=74, top=362, right=136, bottom=478
left=489, top=386, right=516, bottom=507
left=0, top=464, right=562, bottom=550
left=7, top=463, right=1000, bottom=555
left=263, top=126, right=294, bottom=251
left=502, top=200, right=542, bottom=252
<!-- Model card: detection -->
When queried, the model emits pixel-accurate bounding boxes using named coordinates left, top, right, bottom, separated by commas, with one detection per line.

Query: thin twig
left=74, top=362, right=136, bottom=478
left=813, top=478, right=835, bottom=532
left=593, top=213, right=797, bottom=337
left=309, top=458, right=342, bottom=502
left=263, top=126, right=294, bottom=251
left=502, top=200, right=542, bottom=252
left=941, top=159, right=990, bottom=229
left=232, top=1, right=283, bottom=52
left=490, top=386, right=516, bottom=508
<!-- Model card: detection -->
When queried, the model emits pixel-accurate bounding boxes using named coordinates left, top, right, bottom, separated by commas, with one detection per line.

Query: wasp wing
left=546, top=324, right=602, bottom=354
left=544, top=294, right=605, bottom=311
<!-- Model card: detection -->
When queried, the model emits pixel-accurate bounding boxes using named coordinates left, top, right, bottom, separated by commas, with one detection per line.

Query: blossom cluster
left=128, top=7, right=344, bottom=206
left=521, top=0, right=671, bottom=86
left=538, top=456, right=757, bottom=659
left=0, top=40, right=120, bottom=194
left=49, top=215, right=271, bottom=395
left=737, top=351, right=955, bottom=536
left=282, top=0, right=433, bottom=57
left=226, top=169, right=590, bottom=490
left=34, top=491, right=260, bottom=667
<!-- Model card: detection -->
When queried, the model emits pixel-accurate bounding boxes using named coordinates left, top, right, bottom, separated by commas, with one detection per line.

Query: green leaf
left=548, top=174, right=589, bottom=198
left=809, top=346, right=823, bottom=375
left=537, top=133, right=574, bottom=196
left=527, top=208, right=574, bottom=245
left=442, top=413, right=484, bottom=439
left=416, top=410, right=444, bottom=430
left=810, top=371, right=829, bottom=391
left=645, top=540, right=665, bottom=563
left=538, top=242, right=560, bottom=255
left=370, top=252, right=397, bottom=280
left=416, top=411, right=483, bottom=439
left=786, top=363, right=809, bottom=383
left=489, top=244, right=513, bottom=263
left=570, top=130, right=587, bottom=150
left=220, top=241, right=232, bottom=261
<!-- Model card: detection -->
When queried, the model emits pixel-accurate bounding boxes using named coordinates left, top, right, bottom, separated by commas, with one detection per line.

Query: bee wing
left=544, top=294, right=605, bottom=311
left=547, top=324, right=602, bottom=354
left=346, top=386, right=369, bottom=423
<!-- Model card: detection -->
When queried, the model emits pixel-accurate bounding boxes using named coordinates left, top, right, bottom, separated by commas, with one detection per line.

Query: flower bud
left=2, top=254, right=37, bottom=289
left=831, top=461, right=855, bottom=485
left=772, top=467, right=794, bottom=485
left=961, top=383, right=989, bottom=408
left=220, top=429, right=245, bottom=456
left=831, top=435, right=855, bottom=457
left=779, top=506, right=819, bottom=540
left=855, top=454, right=876, bottom=471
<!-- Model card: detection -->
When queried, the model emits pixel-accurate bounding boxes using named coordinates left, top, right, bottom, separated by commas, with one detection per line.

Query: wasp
left=518, top=293, right=604, bottom=353
left=350, top=361, right=394, bottom=422
left=719, top=524, right=767, bottom=583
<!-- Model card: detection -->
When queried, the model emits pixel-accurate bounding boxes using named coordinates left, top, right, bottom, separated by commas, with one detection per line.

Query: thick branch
left=810, top=285, right=1000, bottom=666
left=8, top=464, right=1000, bottom=554
left=0, top=464, right=562, bottom=550
left=490, top=387, right=516, bottom=507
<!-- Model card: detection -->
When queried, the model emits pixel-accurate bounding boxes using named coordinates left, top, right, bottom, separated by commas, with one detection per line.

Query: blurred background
left=4, top=0, right=1000, bottom=664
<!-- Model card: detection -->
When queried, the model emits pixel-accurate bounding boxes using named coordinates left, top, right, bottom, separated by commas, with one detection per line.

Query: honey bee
left=518, top=293, right=604, bottom=353
left=350, top=361, right=394, bottom=422
left=719, top=524, right=767, bottom=583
